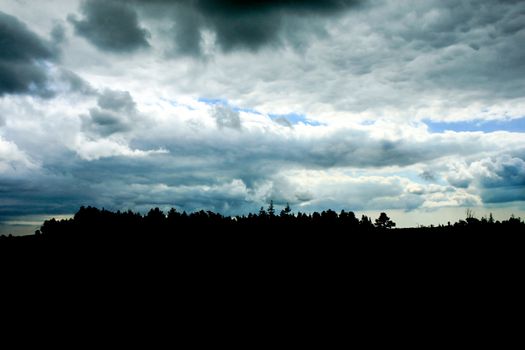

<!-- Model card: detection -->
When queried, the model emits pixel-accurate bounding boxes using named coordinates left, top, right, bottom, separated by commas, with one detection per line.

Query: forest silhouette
left=1, top=202, right=523, bottom=245
left=1, top=203, right=523, bottom=279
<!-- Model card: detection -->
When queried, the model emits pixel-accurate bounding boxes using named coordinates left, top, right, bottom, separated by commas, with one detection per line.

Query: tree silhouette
left=259, top=206, right=267, bottom=219
left=146, top=207, right=165, bottom=222
left=280, top=203, right=292, bottom=217
left=360, top=215, right=373, bottom=230
left=267, top=200, right=275, bottom=217
left=374, top=212, right=396, bottom=229
left=340, top=210, right=359, bottom=228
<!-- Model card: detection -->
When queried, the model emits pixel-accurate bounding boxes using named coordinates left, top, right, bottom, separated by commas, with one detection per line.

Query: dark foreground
left=2, top=206, right=523, bottom=262
left=2, top=206, right=523, bottom=327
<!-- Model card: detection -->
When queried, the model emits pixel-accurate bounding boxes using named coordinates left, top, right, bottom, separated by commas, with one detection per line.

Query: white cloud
left=0, top=136, right=39, bottom=174
left=73, top=136, right=168, bottom=161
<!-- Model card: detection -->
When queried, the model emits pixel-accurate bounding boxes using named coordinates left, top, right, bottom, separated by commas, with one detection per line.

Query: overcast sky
left=1, top=0, right=524, bottom=234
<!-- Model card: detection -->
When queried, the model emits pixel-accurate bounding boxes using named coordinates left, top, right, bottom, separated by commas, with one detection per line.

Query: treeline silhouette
left=1, top=202, right=523, bottom=243
left=1, top=203, right=523, bottom=286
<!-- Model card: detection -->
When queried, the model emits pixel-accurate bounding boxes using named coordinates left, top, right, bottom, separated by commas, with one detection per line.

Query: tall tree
left=280, top=203, right=292, bottom=217
left=267, top=200, right=275, bottom=217
left=374, top=212, right=396, bottom=229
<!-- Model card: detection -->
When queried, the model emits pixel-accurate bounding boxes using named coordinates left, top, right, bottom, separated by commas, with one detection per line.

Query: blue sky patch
left=198, top=98, right=320, bottom=124
left=163, top=98, right=196, bottom=110
left=198, top=97, right=229, bottom=106
left=269, top=113, right=322, bottom=126
left=198, top=97, right=260, bottom=114
left=232, top=106, right=261, bottom=114
left=425, top=117, right=525, bottom=133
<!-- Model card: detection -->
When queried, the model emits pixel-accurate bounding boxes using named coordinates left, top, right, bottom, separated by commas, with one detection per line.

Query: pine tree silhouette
left=374, top=212, right=396, bottom=229
left=267, top=200, right=275, bottom=218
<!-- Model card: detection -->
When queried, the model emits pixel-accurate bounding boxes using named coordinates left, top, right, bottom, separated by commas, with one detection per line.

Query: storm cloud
left=0, top=11, right=57, bottom=96
left=472, top=156, right=525, bottom=204
left=186, top=0, right=362, bottom=52
left=112, top=0, right=363, bottom=55
left=68, top=0, right=150, bottom=52
left=81, top=89, right=142, bottom=139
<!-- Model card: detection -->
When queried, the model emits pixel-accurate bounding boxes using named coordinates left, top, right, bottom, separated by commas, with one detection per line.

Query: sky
left=1, top=0, right=525, bottom=234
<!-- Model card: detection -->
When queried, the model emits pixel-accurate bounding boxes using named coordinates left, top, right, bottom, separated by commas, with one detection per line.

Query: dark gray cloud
left=0, top=11, right=57, bottom=96
left=97, top=89, right=136, bottom=112
left=82, top=109, right=132, bottom=136
left=0, top=61, right=51, bottom=97
left=0, top=168, right=96, bottom=223
left=81, top=89, right=137, bottom=136
left=448, top=177, right=471, bottom=189
left=482, top=187, right=525, bottom=204
left=419, top=170, right=436, bottom=182
left=170, top=7, right=203, bottom=56
left=195, top=0, right=362, bottom=52
left=192, top=0, right=360, bottom=14
left=50, top=22, right=66, bottom=45
left=57, top=69, right=97, bottom=95
left=124, top=0, right=362, bottom=54
left=0, top=11, right=96, bottom=98
left=0, top=12, right=56, bottom=62
left=68, top=0, right=150, bottom=53
left=478, top=156, right=525, bottom=203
